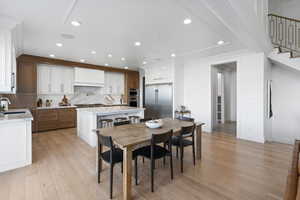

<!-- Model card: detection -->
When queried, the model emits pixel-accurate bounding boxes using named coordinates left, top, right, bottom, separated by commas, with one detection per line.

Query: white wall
left=269, top=0, right=300, bottom=19
left=183, top=50, right=268, bottom=143
left=173, top=57, right=185, bottom=111
left=271, top=63, right=300, bottom=144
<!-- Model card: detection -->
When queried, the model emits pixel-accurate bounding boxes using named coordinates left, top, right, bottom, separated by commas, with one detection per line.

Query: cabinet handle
left=11, top=72, right=15, bottom=90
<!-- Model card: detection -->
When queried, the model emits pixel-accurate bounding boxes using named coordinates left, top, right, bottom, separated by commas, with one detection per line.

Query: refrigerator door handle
left=155, top=89, right=158, bottom=104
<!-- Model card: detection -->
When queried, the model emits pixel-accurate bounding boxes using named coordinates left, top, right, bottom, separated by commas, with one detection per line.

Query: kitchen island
left=0, top=109, right=33, bottom=173
left=77, top=106, right=144, bottom=147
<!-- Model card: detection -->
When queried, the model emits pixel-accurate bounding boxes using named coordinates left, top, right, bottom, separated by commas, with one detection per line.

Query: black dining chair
left=134, top=130, right=173, bottom=192
left=171, top=124, right=196, bottom=173
left=113, top=120, right=131, bottom=126
left=174, top=117, right=195, bottom=158
left=96, top=131, right=123, bottom=199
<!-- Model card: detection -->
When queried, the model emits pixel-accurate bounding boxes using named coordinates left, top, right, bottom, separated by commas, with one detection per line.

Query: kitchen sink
left=2, top=111, right=26, bottom=115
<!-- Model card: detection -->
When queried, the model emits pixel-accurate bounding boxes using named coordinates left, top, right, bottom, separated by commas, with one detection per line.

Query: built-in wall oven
left=128, top=88, right=139, bottom=107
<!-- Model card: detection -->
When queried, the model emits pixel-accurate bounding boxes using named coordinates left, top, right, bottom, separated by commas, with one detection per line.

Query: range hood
left=74, top=67, right=104, bottom=87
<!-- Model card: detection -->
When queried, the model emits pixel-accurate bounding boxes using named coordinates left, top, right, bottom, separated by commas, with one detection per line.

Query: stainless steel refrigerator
left=145, top=83, right=173, bottom=119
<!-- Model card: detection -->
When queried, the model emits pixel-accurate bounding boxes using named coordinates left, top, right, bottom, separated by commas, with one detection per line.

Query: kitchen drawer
left=37, top=109, right=58, bottom=121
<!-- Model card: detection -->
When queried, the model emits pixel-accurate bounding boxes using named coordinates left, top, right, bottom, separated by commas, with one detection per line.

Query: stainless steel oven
left=128, top=88, right=139, bottom=107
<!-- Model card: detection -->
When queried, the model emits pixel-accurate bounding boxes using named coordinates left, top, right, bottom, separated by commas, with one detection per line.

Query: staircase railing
left=268, top=14, right=300, bottom=55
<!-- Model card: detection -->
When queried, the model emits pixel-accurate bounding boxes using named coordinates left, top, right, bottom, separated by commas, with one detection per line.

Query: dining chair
left=113, top=120, right=131, bottom=126
left=128, top=115, right=140, bottom=124
left=174, top=117, right=194, bottom=158
left=115, top=117, right=127, bottom=122
left=96, top=131, right=123, bottom=199
left=171, top=124, right=196, bottom=173
left=99, top=119, right=113, bottom=128
left=134, top=130, right=173, bottom=192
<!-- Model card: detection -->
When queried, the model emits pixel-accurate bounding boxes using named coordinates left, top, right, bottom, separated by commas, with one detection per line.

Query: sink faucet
left=0, top=97, right=11, bottom=112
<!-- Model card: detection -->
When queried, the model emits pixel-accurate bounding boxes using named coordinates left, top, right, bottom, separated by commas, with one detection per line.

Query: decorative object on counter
left=45, top=99, right=52, bottom=107
left=37, top=98, right=43, bottom=107
left=120, top=94, right=124, bottom=104
left=145, top=119, right=163, bottom=129
left=59, top=95, right=71, bottom=106
left=0, top=97, right=11, bottom=112
left=175, top=105, right=191, bottom=119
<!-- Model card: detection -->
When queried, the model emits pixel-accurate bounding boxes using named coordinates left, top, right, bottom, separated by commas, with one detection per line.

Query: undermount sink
left=2, top=111, right=26, bottom=115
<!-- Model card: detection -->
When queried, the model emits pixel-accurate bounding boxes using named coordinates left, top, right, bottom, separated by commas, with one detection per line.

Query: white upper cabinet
left=37, top=65, right=51, bottom=94
left=74, top=67, right=104, bottom=87
left=0, top=29, right=16, bottom=93
left=37, top=65, right=74, bottom=95
left=144, top=61, right=174, bottom=85
left=105, top=72, right=124, bottom=95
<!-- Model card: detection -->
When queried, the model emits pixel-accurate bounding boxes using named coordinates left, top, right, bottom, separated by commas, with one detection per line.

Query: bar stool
left=115, top=117, right=127, bottom=122
left=99, top=119, right=113, bottom=128
left=129, top=116, right=140, bottom=124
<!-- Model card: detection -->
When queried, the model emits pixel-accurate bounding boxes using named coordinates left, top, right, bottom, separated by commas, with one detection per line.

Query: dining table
left=95, top=118, right=205, bottom=200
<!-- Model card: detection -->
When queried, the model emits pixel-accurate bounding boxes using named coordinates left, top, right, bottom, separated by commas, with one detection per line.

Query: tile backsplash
left=37, top=86, right=123, bottom=107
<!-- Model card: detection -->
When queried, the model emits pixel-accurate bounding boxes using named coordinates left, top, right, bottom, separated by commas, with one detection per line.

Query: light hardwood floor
left=0, top=128, right=292, bottom=200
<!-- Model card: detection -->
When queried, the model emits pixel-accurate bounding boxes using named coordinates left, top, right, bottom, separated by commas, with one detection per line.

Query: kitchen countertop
left=0, top=109, right=33, bottom=123
left=36, top=105, right=77, bottom=110
left=36, top=104, right=128, bottom=110
left=76, top=106, right=144, bottom=115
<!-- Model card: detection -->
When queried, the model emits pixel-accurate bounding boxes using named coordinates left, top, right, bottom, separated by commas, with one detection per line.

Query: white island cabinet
left=77, top=106, right=144, bottom=147
left=0, top=109, right=33, bottom=173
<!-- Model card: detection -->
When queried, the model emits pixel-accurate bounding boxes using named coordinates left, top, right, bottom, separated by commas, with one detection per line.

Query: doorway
left=211, top=62, right=237, bottom=136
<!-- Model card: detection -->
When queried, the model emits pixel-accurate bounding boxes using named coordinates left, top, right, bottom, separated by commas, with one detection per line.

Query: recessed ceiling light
left=217, top=40, right=225, bottom=45
left=121, top=57, right=126, bottom=61
left=171, top=53, right=176, bottom=57
left=49, top=54, right=55, bottom=58
left=56, top=43, right=63, bottom=47
left=91, top=50, right=96, bottom=54
left=134, top=41, right=141, bottom=46
left=105, top=63, right=109, bottom=66
left=80, top=59, right=85, bottom=63
left=124, top=66, right=129, bottom=69
left=183, top=18, right=192, bottom=25
left=107, top=54, right=112, bottom=58
left=71, top=21, right=81, bottom=27
left=143, top=61, right=147, bottom=65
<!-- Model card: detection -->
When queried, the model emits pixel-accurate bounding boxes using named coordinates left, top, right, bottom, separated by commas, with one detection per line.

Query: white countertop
left=0, top=109, right=33, bottom=123
left=76, top=106, right=144, bottom=115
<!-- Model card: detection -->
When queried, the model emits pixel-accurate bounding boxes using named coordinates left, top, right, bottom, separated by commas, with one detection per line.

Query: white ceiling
left=0, top=0, right=243, bottom=70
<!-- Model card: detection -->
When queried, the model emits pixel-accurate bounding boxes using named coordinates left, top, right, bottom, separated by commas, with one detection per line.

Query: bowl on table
left=145, top=119, right=163, bottom=129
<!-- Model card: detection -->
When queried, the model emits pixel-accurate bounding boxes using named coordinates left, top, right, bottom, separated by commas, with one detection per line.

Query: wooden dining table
left=95, top=118, right=204, bottom=200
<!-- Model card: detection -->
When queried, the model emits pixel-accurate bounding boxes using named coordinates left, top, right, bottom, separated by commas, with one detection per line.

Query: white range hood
left=74, top=67, right=104, bottom=87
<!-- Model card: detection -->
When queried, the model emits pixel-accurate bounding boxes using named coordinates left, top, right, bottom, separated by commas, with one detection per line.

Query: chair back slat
left=181, top=124, right=196, bottom=137
left=151, top=130, right=173, bottom=144
left=96, top=131, right=114, bottom=148
left=114, top=120, right=131, bottom=126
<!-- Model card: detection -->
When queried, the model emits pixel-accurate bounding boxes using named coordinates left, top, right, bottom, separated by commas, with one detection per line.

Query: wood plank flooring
left=0, top=128, right=293, bottom=200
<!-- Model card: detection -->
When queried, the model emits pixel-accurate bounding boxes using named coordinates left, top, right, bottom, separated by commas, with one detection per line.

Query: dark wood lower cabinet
left=36, top=108, right=76, bottom=132
left=58, top=108, right=76, bottom=129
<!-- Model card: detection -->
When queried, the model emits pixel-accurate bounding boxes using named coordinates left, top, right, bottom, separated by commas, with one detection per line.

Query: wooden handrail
left=268, top=13, right=300, bottom=23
